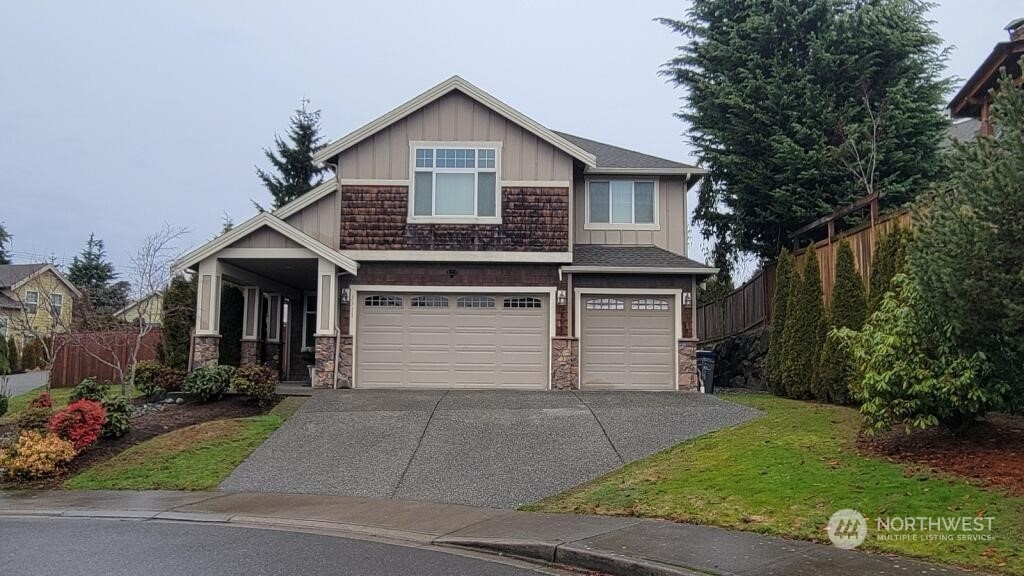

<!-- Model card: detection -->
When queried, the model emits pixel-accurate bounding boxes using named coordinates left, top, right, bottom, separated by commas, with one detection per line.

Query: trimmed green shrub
left=779, top=247, right=826, bottom=399
left=6, top=336, right=18, bottom=374
left=836, top=275, right=1001, bottom=435
left=868, top=225, right=909, bottom=314
left=100, top=395, right=132, bottom=439
left=231, top=365, right=279, bottom=406
left=133, top=361, right=164, bottom=397
left=818, top=241, right=867, bottom=404
left=765, top=249, right=794, bottom=394
left=183, top=365, right=235, bottom=402
left=70, top=377, right=107, bottom=403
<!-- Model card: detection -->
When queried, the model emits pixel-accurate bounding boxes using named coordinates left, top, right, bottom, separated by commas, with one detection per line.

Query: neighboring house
left=948, top=18, right=1024, bottom=139
left=174, top=76, right=716, bottom=391
left=0, top=264, right=81, bottom=350
left=114, top=292, right=164, bottom=327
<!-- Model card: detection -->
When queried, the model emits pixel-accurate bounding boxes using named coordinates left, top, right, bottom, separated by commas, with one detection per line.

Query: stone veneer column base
left=551, top=337, right=579, bottom=390
left=313, top=335, right=337, bottom=389
left=240, top=340, right=260, bottom=366
left=678, top=340, right=700, bottom=392
left=263, top=342, right=282, bottom=375
left=192, top=335, right=220, bottom=369
left=336, top=335, right=353, bottom=388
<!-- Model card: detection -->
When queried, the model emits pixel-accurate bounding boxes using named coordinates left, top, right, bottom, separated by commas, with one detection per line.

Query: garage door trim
left=350, top=285, right=557, bottom=389
left=574, top=287, right=682, bottom=390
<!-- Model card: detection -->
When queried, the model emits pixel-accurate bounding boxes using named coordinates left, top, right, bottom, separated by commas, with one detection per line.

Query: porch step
left=276, top=381, right=313, bottom=397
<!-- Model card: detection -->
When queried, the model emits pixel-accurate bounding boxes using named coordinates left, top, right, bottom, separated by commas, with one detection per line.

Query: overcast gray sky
left=1, top=1, right=1019, bottom=273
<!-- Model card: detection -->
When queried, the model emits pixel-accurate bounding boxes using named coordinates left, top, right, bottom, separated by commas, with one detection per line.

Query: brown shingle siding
left=338, top=185, right=569, bottom=252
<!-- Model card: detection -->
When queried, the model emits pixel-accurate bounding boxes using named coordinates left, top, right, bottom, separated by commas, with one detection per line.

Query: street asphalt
left=222, top=389, right=761, bottom=508
left=3, top=370, right=48, bottom=396
left=0, top=517, right=558, bottom=576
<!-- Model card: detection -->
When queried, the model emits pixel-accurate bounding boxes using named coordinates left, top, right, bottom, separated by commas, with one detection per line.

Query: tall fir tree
left=658, top=0, right=948, bottom=276
left=765, top=249, right=794, bottom=394
left=780, top=247, right=826, bottom=398
left=818, top=241, right=867, bottom=404
left=67, top=233, right=128, bottom=316
left=257, top=100, right=328, bottom=209
left=0, top=223, right=11, bottom=265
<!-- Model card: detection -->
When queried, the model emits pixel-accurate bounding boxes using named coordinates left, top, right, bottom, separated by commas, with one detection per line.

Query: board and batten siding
left=336, top=90, right=573, bottom=182
left=227, top=227, right=299, bottom=249
left=284, top=191, right=340, bottom=248
left=573, top=176, right=687, bottom=255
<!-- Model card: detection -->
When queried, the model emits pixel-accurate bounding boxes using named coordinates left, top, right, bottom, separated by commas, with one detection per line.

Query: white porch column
left=313, top=258, right=338, bottom=388
left=193, top=257, right=223, bottom=368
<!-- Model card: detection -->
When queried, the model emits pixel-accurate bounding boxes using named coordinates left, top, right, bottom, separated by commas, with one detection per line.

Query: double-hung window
left=49, top=293, right=63, bottom=318
left=586, top=179, right=657, bottom=229
left=411, top=144, right=499, bottom=222
left=24, top=291, right=38, bottom=315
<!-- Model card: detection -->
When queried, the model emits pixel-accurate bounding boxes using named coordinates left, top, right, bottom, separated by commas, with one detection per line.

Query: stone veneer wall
left=678, top=341, right=700, bottom=391
left=239, top=341, right=260, bottom=366
left=337, top=335, right=353, bottom=388
left=551, top=337, right=579, bottom=390
left=313, top=335, right=337, bottom=389
left=193, top=336, right=220, bottom=369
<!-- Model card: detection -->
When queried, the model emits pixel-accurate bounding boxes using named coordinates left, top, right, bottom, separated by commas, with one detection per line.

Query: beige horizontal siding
left=337, top=91, right=573, bottom=182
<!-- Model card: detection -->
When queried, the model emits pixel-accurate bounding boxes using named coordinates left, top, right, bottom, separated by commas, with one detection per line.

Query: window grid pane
left=632, top=298, right=669, bottom=311
left=411, top=295, right=449, bottom=308
left=364, top=295, right=403, bottom=307
left=503, top=297, right=542, bottom=309
left=415, top=148, right=433, bottom=168
left=457, top=296, right=495, bottom=308
left=585, top=298, right=624, bottom=310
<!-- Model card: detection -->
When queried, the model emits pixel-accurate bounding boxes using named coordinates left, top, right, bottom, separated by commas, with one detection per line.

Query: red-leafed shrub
left=48, top=400, right=107, bottom=452
left=28, top=392, right=53, bottom=409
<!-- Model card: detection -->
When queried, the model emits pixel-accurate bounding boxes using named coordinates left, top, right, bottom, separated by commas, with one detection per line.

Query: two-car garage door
left=356, top=292, right=549, bottom=389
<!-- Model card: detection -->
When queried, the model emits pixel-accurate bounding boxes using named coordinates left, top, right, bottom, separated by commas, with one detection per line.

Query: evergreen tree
left=67, top=234, right=128, bottom=315
left=0, top=332, right=9, bottom=376
left=819, top=241, right=867, bottom=403
left=256, top=100, right=327, bottom=209
left=777, top=263, right=803, bottom=398
left=160, top=274, right=197, bottom=370
left=6, top=336, right=18, bottom=374
left=780, top=248, right=826, bottom=398
left=0, top=223, right=11, bottom=265
left=658, top=0, right=949, bottom=274
left=765, top=249, right=794, bottom=394
left=868, top=226, right=909, bottom=314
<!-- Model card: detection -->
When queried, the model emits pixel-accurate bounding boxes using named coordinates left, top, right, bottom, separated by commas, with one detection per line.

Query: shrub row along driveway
left=221, top=390, right=760, bottom=508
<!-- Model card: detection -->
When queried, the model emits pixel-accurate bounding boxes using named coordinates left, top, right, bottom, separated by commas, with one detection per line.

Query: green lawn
left=1, top=386, right=75, bottom=425
left=64, top=397, right=303, bottom=491
left=527, top=394, right=1024, bottom=575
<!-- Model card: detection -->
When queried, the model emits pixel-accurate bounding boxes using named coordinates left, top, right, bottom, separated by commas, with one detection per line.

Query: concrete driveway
left=3, top=370, right=48, bottom=396
left=222, top=390, right=761, bottom=509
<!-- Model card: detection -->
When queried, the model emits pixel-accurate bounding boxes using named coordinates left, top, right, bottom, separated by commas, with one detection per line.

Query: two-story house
left=173, top=77, right=716, bottom=391
left=0, top=264, right=80, bottom=354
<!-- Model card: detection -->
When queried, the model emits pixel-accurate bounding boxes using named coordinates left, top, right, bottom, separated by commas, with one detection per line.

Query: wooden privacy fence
left=50, top=329, right=163, bottom=388
left=697, top=208, right=911, bottom=343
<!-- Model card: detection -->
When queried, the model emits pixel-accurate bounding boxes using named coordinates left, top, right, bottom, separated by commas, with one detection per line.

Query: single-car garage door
left=356, top=292, right=549, bottom=389
left=580, top=295, right=676, bottom=390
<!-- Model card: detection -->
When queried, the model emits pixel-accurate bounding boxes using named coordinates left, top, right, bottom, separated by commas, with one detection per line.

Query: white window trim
left=408, top=141, right=503, bottom=224
left=49, top=293, right=63, bottom=317
left=24, top=290, right=39, bottom=315
left=584, top=177, right=660, bottom=231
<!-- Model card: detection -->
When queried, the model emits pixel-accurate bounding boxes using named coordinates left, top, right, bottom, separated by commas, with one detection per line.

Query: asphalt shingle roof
left=0, top=264, right=46, bottom=288
left=572, top=245, right=715, bottom=272
left=944, top=118, right=982, bottom=147
left=554, top=132, right=699, bottom=171
left=0, top=292, right=20, bottom=309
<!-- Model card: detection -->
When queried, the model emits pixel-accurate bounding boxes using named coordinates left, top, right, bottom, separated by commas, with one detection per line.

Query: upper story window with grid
left=411, top=295, right=449, bottom=308
left=49, top=293, right=63, bottom=317
left=586, top=180, right=657, bottom=230
left=411, top=144, right=500, bottom=222
left=503, top=297, right=542, bottom=309
left=457, top=295, right=495, bottom=308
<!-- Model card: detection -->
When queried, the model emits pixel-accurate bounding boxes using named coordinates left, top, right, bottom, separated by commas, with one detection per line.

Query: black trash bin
left=696, top=350, right=716, bottom=393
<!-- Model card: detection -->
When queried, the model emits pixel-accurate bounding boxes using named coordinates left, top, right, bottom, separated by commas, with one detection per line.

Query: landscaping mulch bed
left=859, top=413, right=1024, bottom=496
left=0, top=395, right=277, bottom=490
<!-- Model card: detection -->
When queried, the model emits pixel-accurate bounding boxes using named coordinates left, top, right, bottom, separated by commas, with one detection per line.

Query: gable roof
left=554, top=132, right=704, bottom=175
left=114, top=291, right=163, bottom=318
left=0, top=263, right=82, bottom=298
left=565, top=245, right=717, bottom=275
left=172, top=212, right=359, bottom=275
left=948, top=36, right=1024, bottom=118
left=313, top=76, right=597, bottom=168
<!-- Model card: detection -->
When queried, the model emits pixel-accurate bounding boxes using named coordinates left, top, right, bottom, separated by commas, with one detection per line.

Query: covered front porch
left=173, top=213, right=358, bottom=388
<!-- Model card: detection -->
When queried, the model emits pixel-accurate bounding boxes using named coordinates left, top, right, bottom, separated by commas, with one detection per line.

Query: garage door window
left=457, top=295, right=495, bottom=308
left=503, top=297, right=542, bottom=309
left=411, top=295, right=449, bottom=308
left=632, top=298, right=670, bottom=311
left=365, top=295, right=403, bottom=307
left=585, top=298, right=624, bottom=310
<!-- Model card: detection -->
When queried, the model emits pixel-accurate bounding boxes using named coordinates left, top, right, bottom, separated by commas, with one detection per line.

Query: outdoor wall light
left=340, top=287, right=351, bottom=304
left=556, top=289, right=567, bottom=306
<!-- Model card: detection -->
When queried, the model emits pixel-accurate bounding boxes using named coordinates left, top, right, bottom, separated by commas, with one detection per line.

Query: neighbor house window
left=587, top=180, right=656, bottom=226
left=412, top=145, right=499, bottom=220
left=24, top=291, right=38, bottom=315
left=49, top=293, right=63, bottom=318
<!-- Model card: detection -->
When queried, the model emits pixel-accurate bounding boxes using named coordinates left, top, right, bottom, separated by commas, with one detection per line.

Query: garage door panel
left=581, top=294, right=676, bottom=390
left=357, top=292, right=548, bottom=389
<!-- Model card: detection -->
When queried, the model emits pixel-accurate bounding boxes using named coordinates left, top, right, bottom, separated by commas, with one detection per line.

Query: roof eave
left=561, top=265, right=718, bottom=275
left=583, top=167, right=706, bottom=176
